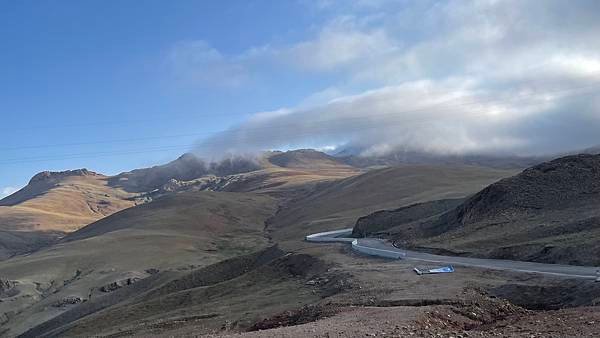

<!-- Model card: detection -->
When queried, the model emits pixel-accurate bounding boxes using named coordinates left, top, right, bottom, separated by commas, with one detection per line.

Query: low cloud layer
left=0, top=187, right=18, bottom=199
left=191, top=0, right=600, bottom=158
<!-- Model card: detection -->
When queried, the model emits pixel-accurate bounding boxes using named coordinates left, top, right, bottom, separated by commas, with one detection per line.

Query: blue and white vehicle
left=413, top=265, right=455, bottom=275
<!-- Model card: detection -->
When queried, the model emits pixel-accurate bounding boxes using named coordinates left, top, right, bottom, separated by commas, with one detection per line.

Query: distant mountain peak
left=268, top=149, right=344, bottom=168
left=29, top=169, right=101, bottom=184
left=110, top=153, right=261, bottom=193
left=176, top=152, right=203, bottom=162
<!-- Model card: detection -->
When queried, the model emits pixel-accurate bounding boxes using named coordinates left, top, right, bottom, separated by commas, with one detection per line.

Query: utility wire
left=0, top=89, right=595, bottom=166
left=2, top=79, right=599, bottom=153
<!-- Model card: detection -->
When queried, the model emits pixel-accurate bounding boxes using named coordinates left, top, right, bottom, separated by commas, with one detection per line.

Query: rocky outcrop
left=0, top=279, right=17, bottom=298
left=431, top=154, right=600, bottom=236
left=352, top=199, right=464, bottom=238
left=109, top=153, right=261, bottom=193
left=160, top=178, right=186, bottom=192
left=100, top=277, right=142, bottom=293
left=52, top=296, right=83, bottom=307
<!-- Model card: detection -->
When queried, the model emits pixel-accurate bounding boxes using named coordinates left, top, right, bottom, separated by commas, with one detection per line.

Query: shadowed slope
left=0, top=190, right=278, bottom=337
left=358, top=154, right=600, bottom=265
left=269, top=164, right=517, bottom=248
left=419, top=154, right=600, bottom=265
left=269, top=149, right=355, bottom=171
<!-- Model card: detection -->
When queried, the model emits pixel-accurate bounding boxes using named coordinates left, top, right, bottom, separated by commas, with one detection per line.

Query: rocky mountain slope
left=108, top=153, right=262, bottom=193
left=127, top=150, right=360, bottom=202
left=336, top=148, right=544, bottom=169
left=107, top=150, right=358, bottom=195
left=269, top=149, right=355, bottom=171
left=9, top=148, right=585, bottom=336
left=0, top=169, right=137, bottom=259
left=352, top=198, right=464, bottom=238
left=0, top=156, right=517, bottom=336
left=355, top=154, right=600, bottom=265
left=0, top=150, right=358, bottom=258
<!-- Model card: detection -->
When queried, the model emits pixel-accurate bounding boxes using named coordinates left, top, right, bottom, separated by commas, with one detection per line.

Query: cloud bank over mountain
left=191, top=0, right=600, bottom=157
left=0, top=187, right=18, bottom=199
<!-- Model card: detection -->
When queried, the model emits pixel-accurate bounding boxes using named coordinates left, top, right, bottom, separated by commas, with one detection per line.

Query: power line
left=1, top=87, right=596, bottom=166
left=0, top=58, right=570, bottom=132
left=0, top=132, right=207, bottom=151
left=0, top=113, right=490, bottom=165
left=0, top=111, right=254, bottom=133
left=0, top=145, right=193, bottom=165
left=2, top=78, right=599, bottom=153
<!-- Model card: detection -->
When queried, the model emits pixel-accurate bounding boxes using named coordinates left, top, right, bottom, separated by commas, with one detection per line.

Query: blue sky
left=2, top=0, right=600, bottom=196
left=0, top=1, right=339, bottom=193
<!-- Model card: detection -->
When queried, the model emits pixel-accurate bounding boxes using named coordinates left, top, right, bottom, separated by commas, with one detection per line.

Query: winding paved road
left=306, top=229, right=600, bottom=280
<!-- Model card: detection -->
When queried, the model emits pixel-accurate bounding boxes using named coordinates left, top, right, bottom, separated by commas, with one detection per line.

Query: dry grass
left=0, top=162, right=519, bottom=337
left=269, top=164, right=517, bottom=248
left=0, top=191, right=278, bottom=337
left=0, top=174, right=136, bottom=232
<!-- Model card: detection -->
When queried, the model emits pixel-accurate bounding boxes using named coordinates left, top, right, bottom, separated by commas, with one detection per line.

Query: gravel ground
left=203, top=301, right=600, bottom=338
left=204, top=306, right=423, bottom=338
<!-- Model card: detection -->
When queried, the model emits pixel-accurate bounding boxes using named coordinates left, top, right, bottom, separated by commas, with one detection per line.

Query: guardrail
left=305, top=229, right=354, bottom=243
left=307, top=229, right=599, bottom=279
left=352, top=239, right=406, bottom=259
left=306, top=228, right=406, bottom=259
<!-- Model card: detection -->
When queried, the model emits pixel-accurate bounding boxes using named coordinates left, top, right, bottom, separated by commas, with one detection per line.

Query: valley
left=5, top=2, right=600, bottom=336
left=0, top=150, right=599, bottom=337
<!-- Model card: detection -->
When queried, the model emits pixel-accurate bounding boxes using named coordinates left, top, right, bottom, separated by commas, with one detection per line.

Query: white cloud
left=279, top=16, right=398, bottom=72
left=166, top=16, right=398, bottom=86
left=171, top=1, right=600, bottom=87
left=195, top=71, right=600, bottom=158
left=167, top=40, right=249, bottom=87
left=296, top=0, right=600, bottom=85
left=0, top=187, right=18, bottom=199
left=190, top=0, right=600, bottom=157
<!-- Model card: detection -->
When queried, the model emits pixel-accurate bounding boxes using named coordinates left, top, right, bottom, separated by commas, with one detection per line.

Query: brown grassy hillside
left=0, top=152, right=531, bottom=336
left=0, top=191, right=277, bottom=337
left=0, top=169, right=137, bottom=259
left=140, top=150, right=361, bottom=201
left=0, top=169, right=136, bottom=232
left=357, top=154, right=600, bottom=265
left=269, top=164, right=517, bottom=248
left=0, top=150, right=358, bottom=260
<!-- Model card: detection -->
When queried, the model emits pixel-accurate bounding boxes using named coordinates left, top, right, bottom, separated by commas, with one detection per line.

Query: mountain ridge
left=354, top=153, right=600, bottom=265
